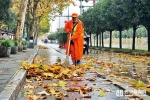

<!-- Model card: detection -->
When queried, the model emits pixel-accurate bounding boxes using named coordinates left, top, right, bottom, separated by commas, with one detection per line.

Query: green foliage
left=0, top=0, right=11, bottom=22
left=13, top=40, right=19, bottom=46
left=39, top=13, right=50, bottom=35
left=55, top=28, right=67, bottom=44
left=113, top=26, right=147, bottom=38
left=47, top=33, right=56, bottom=40
left=81, top=0, right=150, bottom=33
left=0, top=40, right=14, bottom=47
left=57, top=33, right=67, bottom=44
left=85, top=0, right=89, bottom=3
left=47, top=28, right=67, bottom=44
left=22, top=40, right=29, bottom=45
left=0, top=40, right=2, bottom=47
left=6, top=11, right=17, bottom=32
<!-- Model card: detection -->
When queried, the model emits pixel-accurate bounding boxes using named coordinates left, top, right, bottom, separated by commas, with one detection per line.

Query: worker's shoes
left=73, top=60, right=80, bottom=66
left=77, top=60, right=80, bottom=64
left=73, top=62, right=77, bottom=66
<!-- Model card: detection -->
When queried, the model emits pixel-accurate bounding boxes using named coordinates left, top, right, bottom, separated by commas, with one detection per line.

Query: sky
left=50, top=0, right=95, bottom=33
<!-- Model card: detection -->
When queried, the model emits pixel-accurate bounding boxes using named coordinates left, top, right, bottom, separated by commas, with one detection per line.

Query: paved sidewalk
left=0, top=45, right=39, bottom=100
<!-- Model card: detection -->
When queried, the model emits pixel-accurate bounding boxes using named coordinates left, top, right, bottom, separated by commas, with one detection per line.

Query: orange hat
left=72, top=13, right=78, bottom=17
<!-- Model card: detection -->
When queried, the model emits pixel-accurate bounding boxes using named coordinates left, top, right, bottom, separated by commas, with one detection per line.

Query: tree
left=47, top=33, right=56, bottom=40
left=0, top=0, right=11, bottom=27
left=100, top=0, right=116, bottom=48
left=25, top=0, right=75, bottom=44
left=11, top=0, right=75, bottom=51
left=5, top=10, right=17, bottom=32
left=11, top=0, right=29, bottom=51
left=80, top=8, right=94, bottom=46
left=139, top=0, right=150, bottom=51
left=39, top=13, right=50, bottom=35
left=124, top=0, right=142, bottom=50
left=110, top=0, right=129, bottom=49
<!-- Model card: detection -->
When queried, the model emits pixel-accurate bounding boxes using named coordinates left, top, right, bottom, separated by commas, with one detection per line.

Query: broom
left=62, top=33, right=71, bottom=67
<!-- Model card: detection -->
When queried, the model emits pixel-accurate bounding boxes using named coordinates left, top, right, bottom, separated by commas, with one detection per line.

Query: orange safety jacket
left=65, top=19, right=84, bottom=62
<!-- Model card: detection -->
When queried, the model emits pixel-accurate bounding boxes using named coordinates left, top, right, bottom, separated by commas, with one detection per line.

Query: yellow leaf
left=59, top=80, right=66, bottom=87
left=21, top=60, right=28, bottom=69
left=61, top=68, right=70, bottom=75
left=51, top=66, right=61, bottom=71
left=36, top=90, right=50, bottom=95
left=26, top=79, right=32, bottom=83
left=52, top=83, right=58, bottom=87
left=49, top=88, right=55, bottom=95
left=43, top=72, right=54, bottom=77
left=99, top=91, right=105, bottom=97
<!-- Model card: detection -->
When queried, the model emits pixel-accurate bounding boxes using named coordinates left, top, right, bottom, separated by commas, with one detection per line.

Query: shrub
left=0, top=40, right=14, bottom=47
left=22, top=40, right=29, bottom=45
left=14, top=40, right=19, bottom=46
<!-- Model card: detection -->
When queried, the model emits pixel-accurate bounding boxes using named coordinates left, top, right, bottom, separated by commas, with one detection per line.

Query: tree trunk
left=99, top=32, right=101, bottom=47
left=118, top=26, right=122, bottom=49
left=27, top=0, right=39, bottom=39
left=109, top=30, right=112, bottom=48
left=89, top=31, right=92, bottom=46
left=34, top=20, right=39, bottom=45
left=119, top=30, right=122, bottom=49
left=96, top=31, right=99, bottom=47
left=147, top=26, right=150, bottom=51
left=132, top=25, right=136, bottom=50
left=102, top=31, right=104, bottom=47
left=15, top=0, right=29, bottom=51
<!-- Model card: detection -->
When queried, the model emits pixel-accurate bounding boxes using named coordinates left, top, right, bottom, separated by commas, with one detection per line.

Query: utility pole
left=79, top=0, right=83, bottom=15
left=68, top=6, right=69, bottom=21
left=59, top=16, right=60, bottom=29
left=79, top=0, right=97, bottom=15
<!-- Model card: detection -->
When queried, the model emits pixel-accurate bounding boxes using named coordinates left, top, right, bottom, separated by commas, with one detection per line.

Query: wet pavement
left=38, top=43, right=73, bottom=64
left=17, top=43, right=130, bottom=100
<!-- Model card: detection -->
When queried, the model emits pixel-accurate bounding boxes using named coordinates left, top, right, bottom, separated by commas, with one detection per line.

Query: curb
left=0, top=45, right=39, bottom=100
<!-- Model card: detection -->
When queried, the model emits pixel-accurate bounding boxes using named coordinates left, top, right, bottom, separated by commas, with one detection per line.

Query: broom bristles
left=62, top=56, right=70, bottom=67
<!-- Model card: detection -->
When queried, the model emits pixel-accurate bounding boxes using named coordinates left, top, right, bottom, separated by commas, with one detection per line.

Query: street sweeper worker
left=65, top=13, right=84, bottom=66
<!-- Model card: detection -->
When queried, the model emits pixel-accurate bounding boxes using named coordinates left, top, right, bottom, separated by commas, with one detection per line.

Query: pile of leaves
left=39, top=45, right=48, bottom=49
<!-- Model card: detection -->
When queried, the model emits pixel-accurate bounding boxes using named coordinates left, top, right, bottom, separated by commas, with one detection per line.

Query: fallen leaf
left=36, top=90, right=50, bottom=95
left=49, top=88, right=56, bottom=95
left=99, top=91, right=105, bottom=97
left=26, top=95, right=39, bottom=100
left=43, top=72, right=54, bottom=77
left=59, top=80, right=66, bottom=87
left=26, top=79, right=32, bottom=83
left=23, top=89, right=34, bottom=96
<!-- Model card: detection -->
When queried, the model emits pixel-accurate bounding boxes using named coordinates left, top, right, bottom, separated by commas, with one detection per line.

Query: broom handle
left=67, top=33, right=71, bottom=56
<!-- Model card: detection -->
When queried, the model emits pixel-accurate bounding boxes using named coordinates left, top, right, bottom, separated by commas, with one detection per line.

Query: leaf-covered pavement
left=17, top=45, right=150, bottom=100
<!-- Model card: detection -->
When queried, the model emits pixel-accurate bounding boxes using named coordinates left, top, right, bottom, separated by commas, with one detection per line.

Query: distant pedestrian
left=41, top=39, right=44, bottom=43
left=83, top=32, right=90, bottom=54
